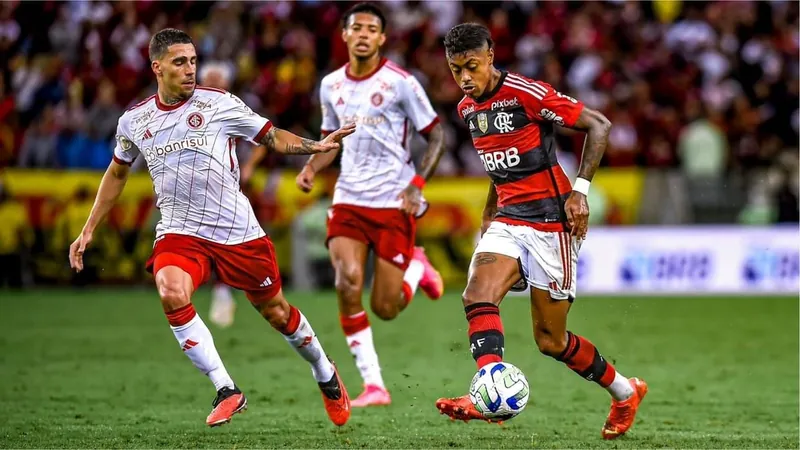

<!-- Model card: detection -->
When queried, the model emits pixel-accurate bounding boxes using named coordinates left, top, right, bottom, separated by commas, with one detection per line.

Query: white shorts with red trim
left=473, top=221, right=581, bottom=300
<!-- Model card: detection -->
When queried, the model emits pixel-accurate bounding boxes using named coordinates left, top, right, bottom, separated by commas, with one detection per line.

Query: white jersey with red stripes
left=319, top=58, right=439, bottom=211
left=113, top=86, right=272, bottom=245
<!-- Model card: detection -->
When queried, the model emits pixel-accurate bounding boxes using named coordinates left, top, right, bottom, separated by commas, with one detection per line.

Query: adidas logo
left=392, top=254, right=404, bottom=265
left=349, top=340, right=361, bottom=348
left=182, top=339, right=198, bottom=351
left=297, top=336, right=313, bottom=349
left=143, top=129, right=153, bottom=139
left=336, top=97, right=344, bottom=106
left=260, top=277, right=273, bottom=287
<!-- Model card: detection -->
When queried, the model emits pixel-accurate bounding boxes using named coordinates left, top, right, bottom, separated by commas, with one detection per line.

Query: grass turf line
left=0, top=289, right=797, bottom=448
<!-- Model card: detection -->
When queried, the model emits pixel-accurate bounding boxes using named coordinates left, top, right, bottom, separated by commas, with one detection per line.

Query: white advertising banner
left=571, top=226, right=799, bottom=295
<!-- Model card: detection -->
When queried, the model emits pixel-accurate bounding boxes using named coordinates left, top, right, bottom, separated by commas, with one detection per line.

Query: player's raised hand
left=69, top=230, right=94, bottom=273
left=317, top=123, right=356, bottom=152
left=564, top=192, right=589, bottom=239
left=397, top=183, right=422, bottom=216
left=296, top=165, right=316, bottom=193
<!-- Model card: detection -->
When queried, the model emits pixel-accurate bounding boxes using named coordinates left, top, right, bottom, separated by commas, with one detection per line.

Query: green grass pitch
left=1, top=289, right=797, bottom=448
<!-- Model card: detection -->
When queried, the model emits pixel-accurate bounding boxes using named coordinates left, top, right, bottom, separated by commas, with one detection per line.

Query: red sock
left=165, top=304, right=196, bottom=327
left=276, top=305, right=301, bottom=335
left=340, top=311, right=370, bottom=335
left=401, top=282, right=413, bottom=307
left=557, top=331, right=616, bottom=387
left=465, top=303, right=504, bottom=368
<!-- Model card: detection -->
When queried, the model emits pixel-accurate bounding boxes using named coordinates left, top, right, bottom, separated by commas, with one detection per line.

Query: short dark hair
left=149, top=28, right=193, bottom=62
left=443, top=23, right=493, bottom=57
left=342, top=2, right=386, bottom=32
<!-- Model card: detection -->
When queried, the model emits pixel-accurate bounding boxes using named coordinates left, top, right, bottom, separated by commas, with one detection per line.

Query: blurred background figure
left=0, top=0, right=795, bottom=293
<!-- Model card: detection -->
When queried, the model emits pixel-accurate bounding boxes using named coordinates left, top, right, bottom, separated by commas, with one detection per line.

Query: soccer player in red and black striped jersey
left=434, top=23, right=647, bottom=440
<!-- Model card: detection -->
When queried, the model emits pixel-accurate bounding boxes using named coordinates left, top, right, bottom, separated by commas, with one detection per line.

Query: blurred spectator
left=0, top=0, right=794, bottom=221
left=0, top=181, right=31, bottom=288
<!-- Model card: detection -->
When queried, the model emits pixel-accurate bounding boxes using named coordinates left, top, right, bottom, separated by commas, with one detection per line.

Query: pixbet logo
left=479, top=147, right=520, bottom=172
left=491, top=97, right=519, bottom=110
left=461, top=104, right=475, bottom=117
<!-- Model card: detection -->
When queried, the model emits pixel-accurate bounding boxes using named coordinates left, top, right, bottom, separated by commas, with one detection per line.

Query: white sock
left=171, top=313, right=235, bottom=391
left=281, top=309, right=335, bottom=383
left=606, top=371, right=634, bottom=401
left=345, top=320, right=385, bottom=388
left=403, top=259, right=425, bottom=295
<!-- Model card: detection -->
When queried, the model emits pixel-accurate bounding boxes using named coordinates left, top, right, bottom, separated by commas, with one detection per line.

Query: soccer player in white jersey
left=298, top=3, right=446, bottom=407
left=68, top=28, right=355, bottom=428
left=197, top=61, right=256, bottom=329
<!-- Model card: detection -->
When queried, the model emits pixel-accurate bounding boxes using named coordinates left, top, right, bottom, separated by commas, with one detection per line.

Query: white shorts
left=473, top=221, right=582, bottom=300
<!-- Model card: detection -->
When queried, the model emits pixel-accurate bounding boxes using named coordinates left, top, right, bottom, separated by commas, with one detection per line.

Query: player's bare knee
left=334, top=265, right=363, bottom=298
left=158, top=281, right=190, bottom=310
left=256, top=297, right=290, bottom=329
left=371, top=300, right=398, bottom=321
left=462, top=278, right=497, bottom=307
left=533, top=327, right=567, bottom=358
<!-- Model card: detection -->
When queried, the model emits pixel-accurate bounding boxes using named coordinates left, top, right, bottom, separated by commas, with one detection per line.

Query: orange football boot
left=435, top=395, right=501, bottom=423
left=318, top=359, right=351, bottom=426
left=206, top=386, right=247, bottom=427
left=601, top=377, right=648, bottom=440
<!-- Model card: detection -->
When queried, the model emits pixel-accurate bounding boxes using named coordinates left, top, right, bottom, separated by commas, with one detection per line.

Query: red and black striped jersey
left=457, top=71, right=584, bottom=232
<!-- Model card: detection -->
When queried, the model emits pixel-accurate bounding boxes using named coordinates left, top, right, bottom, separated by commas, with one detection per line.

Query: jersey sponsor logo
left=186, top=112, right=205, bottom=130
left=461, top=104, right=475, bottom=117
left=371, top=92, right=384, bottom=106
left=191, top=99, right=213, bottom=110
left=339, top=114, right=386, bottom=126
left=539, top=108, right=565, bottom=126
left=491, top=97, right=519, bottom=110
left=479, top=147, right=520, bottom=172
left=494, top=112, right=515, bottom=133
left=142, top=136, right=209, bottom=162
left=134, top=109, right=155, bottom=125
left=477, top=112, right=489, bottom=133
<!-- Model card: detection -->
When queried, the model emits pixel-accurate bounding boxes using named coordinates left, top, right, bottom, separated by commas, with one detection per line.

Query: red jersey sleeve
left=505, top=74, right=584, bottom=127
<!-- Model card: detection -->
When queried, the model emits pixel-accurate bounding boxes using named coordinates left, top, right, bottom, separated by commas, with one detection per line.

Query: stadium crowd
left=0, top=1, right=797, bottom=206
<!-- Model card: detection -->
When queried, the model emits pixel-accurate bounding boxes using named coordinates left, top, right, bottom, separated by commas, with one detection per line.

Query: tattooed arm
left=295, top=133, right=342, bottom=193
left=563, top=107, right=612, bottom=239
left=417, top=123, right=445, bottom=181
left=397, top=123, right=446, bottom=216
left=260, top=124, right=356, bottom=155
left=569, top=107, right=612, bottom=182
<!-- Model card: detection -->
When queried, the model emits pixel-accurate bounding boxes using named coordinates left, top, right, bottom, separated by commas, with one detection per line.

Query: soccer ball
left=469, top=362, right=530, bottom=421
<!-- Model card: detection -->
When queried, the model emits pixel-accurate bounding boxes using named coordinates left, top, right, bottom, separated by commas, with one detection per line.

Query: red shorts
left=326, top=204, right=416, bottom=270
left=145, top=234, right=282, bottom=304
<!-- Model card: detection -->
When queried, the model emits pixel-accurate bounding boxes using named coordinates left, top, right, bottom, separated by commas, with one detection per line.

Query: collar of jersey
left=156, top=94, right=190, bottom=112
left=345, top=57, right=388, bottom=82
left=474, top=70, right=508, bottom=104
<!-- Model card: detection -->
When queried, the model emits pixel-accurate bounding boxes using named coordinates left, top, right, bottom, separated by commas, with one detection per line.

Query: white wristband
left=573, top=177, right=591, bottom=195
